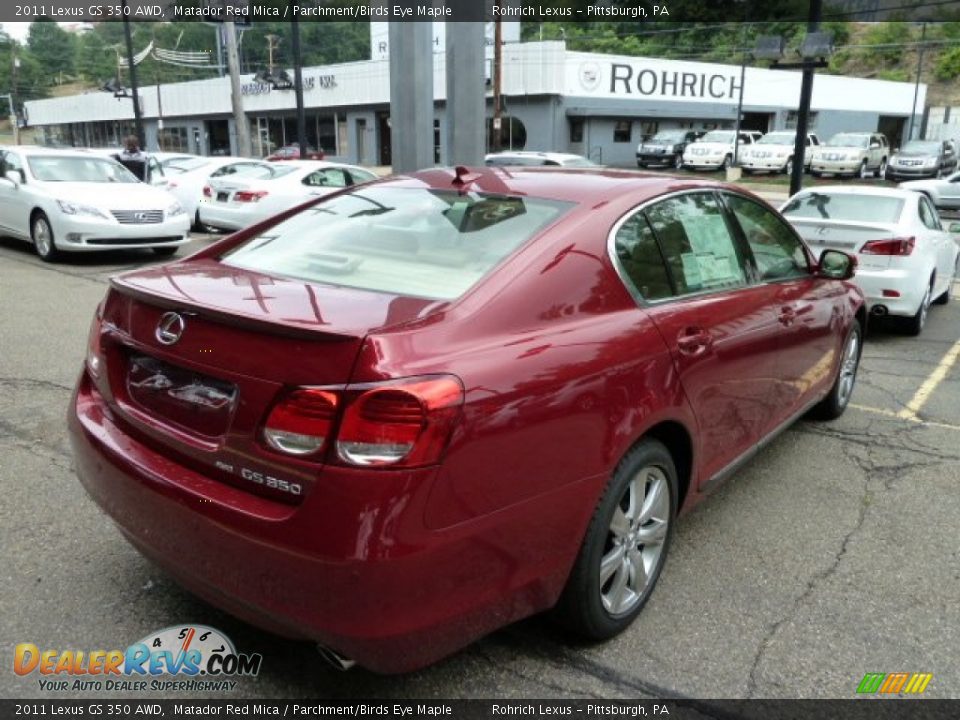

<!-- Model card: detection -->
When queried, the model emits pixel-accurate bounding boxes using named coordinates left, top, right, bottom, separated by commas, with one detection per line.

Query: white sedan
left=198, top=161, right=377, bottom=232
left=781, top=186, right=959, bottom=335
left=161, top=157, right=275, bottom=227
left=0, top=147, right=190, bottom=262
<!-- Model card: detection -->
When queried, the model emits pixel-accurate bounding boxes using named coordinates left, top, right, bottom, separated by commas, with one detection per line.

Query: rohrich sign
left=574, top=59, right=743, bottom=102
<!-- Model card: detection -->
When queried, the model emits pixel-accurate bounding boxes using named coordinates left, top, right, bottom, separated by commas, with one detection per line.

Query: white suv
left=682, top=130, right=762, bottom=171
left=811, top=132, right=889, bottom=178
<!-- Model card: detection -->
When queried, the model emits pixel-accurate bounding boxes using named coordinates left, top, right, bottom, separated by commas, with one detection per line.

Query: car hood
left=688, top=142, right=733, bottom=152
left=817, top=146, right=866, bottom=154
left=37, top=181, right=176, bottom=209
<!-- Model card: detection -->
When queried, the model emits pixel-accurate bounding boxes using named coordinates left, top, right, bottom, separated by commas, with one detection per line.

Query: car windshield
left=650, top=131, right=687, bottom=143
left=701, top=131, right=734, bottom=143
left=826, top=134, right=870, bottom=148
left=757, top=133, right=795, bottom=145
left=782, top=193, right=904, bottom=224
left=28, top=156, right=140, bottom=183
left=900, top=141, right=940, bottom=154
left=221, top=187, right=573, bottom=300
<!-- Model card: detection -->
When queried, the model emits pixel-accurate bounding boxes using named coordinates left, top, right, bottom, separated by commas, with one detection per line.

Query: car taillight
left=861, top=236, right=915, bottom=256
left=202, top=185, right=212, bottom=198
left=337, top=376, right=463, bottom=468
left=263, top=389, right=338, bottom=456
left=234, top=190, right=268, bottom=203
left=85, top=302, right=104, bottom=381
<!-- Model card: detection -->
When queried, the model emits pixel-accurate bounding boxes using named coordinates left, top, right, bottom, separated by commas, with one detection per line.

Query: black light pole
left=290, top=4, right=308, bottom=154
left=789, top=0, right=822, bottom=196
left=121, top=0, right=144, bottom=144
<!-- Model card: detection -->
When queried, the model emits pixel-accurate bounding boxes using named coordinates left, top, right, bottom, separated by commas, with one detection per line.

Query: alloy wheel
left=836, top=330, right=860, bottom=408
left=859, top=160, right=870, bottom=179
left=599, top=466, right=670, bottom=616
left=33, top=218, right=52, bottom=257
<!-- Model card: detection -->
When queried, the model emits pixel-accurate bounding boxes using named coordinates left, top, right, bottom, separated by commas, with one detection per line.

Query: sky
left=2, top=23, right=32, bottom=42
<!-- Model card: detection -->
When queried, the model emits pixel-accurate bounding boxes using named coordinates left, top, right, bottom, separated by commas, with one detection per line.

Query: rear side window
left=644, top=193, right=748, bottom=295
left=782, top=193, right=904, bottom=224
left=724, top=194, right=810, bottom=280
left=918, top=196, right=941, bottom=230
left=222, top=187, right=573, bottom=301
left=614, top=213, right=673, bottom=301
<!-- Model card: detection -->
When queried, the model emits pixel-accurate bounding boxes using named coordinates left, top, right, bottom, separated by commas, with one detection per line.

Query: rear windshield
left=221, top=187, right=573, bottom=300
left=782, top=193, right=904, bottom=224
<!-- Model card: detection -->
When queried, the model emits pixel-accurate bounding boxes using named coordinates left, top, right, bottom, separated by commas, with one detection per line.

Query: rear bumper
left=68, top=372, right=581, bottom=672
left=197, top=201, right=261, bottom=232
left=855, top=267, right=926, bottom=317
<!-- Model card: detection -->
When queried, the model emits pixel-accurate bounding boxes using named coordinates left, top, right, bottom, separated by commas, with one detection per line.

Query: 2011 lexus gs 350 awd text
left=69, top=167, right=865, bottom=672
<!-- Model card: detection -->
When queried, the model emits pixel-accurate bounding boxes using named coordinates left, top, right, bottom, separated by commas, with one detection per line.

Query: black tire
left=811, top=170, right=822, bottom=178
left=902, top=280, right=933, bottom=336
left=874, top=158, right=887, bottom=179
left=637, top=161, right=647, bottom=169
left=152, top=246, right=179, bottom=258
left=555, top=439, right=677, bottom=640
left=673, top=154, right=684, bottom=170
left=31, top=212, right=60, bottom=263
left=858, top=160, right=870, bottom=179
left=721, top=154, right=732, bottom=171
left=742, top=168, right=755, bottom=175
left=782, top=157, right=794, bottom=176
left=810, top=322, right=862, bottom=420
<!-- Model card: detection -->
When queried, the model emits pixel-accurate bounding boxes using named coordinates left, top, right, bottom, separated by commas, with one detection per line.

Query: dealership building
left=23, top=36, right=927, bottom=167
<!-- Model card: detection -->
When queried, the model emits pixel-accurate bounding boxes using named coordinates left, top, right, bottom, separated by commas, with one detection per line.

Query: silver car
left=886, top=140, right=958, bottom=180
left=899, top=171, right=960, bottom=210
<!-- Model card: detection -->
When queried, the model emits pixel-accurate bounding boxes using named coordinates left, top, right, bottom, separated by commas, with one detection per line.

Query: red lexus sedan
left=69, top=167, right=865, bottom=673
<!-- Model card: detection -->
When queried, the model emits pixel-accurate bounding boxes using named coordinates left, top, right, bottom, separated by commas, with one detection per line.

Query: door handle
left=676, top=327, right=712, bottom=356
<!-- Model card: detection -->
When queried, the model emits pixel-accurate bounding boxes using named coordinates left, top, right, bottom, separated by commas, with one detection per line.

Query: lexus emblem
left=155, top=312, right=185, bottom=345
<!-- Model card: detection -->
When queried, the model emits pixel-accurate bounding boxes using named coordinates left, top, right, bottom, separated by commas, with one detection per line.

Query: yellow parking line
left=897, top=339, right=960, bottom=421
left=849, top=403, right=960, bottom=432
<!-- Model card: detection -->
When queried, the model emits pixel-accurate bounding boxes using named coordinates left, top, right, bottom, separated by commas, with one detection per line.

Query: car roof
left=485, top=151, right=586, bottom=162
left=383, top=166, right=734, bottom=206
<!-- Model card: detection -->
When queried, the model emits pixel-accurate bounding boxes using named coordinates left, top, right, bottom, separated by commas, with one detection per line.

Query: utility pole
left=290, top=7, right=307, bottom=154
left=11, top=49, right=20, bottom=144
left=224, top=21, right=252, bottom=157
left=265, top=34, right=279, bottom=76
left=493, top=5, right=503, bottom=152
left=908, top=22, right=927, bottom=142
left=789, top=0, right=822, bottom=197
left=121, top=0, right=144, bottom=145
left=732, top=23, right=748, bottom=169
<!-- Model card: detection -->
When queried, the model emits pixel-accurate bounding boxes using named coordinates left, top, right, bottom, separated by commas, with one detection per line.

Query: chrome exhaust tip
left=871, top=305, right=888, bottom=317
left=317, top=644, right=356, bottom=671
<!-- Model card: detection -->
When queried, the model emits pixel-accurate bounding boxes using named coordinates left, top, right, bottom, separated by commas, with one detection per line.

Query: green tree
left=26, top=20, right=77, bottom=85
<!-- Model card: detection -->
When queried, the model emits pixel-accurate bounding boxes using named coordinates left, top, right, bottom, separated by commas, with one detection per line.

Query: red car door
left=721, top=192, right=840, bottom=426
left=626, top=191, right=783, bottom=486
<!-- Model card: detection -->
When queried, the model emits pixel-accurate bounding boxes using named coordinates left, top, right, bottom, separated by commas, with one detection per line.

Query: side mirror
left=5, top=169, right=22, bottom=186
left=948, top=222, right=960, bottom=234
left=818, top=249, right=856, bottom=280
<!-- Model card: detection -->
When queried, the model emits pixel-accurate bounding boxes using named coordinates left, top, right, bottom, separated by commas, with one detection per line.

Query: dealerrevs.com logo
left=14, top=625, right=262, bottom=692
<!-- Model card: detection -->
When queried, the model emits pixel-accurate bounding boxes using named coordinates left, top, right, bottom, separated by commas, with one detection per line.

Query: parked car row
left=635, top=129, right=958, bottom=181
left=0, top=145, right=377, bottom=261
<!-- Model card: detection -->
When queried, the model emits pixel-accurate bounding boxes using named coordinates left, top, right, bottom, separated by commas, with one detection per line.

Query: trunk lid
left=789, top=218, right=899, bottom=270
left=97, top=258, right=442, bottom=502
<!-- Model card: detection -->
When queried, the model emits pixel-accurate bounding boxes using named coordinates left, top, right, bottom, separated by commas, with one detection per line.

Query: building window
left=570, top=118, right=584, bottom=143
left=158, top=127, right=189, bottom=153
left=614, top=120, right=632, bottom=143
left=486, top=116, right=527, bottom=151
left=639, top=121, right=658, bottom=141
left=786, top=111, right=819, bottom=130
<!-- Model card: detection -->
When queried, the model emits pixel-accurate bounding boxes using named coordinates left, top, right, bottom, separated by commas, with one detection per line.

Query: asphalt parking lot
left=1, top=221, right=959, bottom=700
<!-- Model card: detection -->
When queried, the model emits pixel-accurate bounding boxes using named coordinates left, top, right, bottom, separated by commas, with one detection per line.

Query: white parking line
left=896, top=338, right=960, bottom=421
left=850, top=403, right=960, bottom=432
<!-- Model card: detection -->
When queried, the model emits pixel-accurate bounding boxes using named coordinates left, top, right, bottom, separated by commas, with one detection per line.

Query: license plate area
left=217, top=191, right=229, bottom=202
left=126, top=353, right=238, bottom=437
